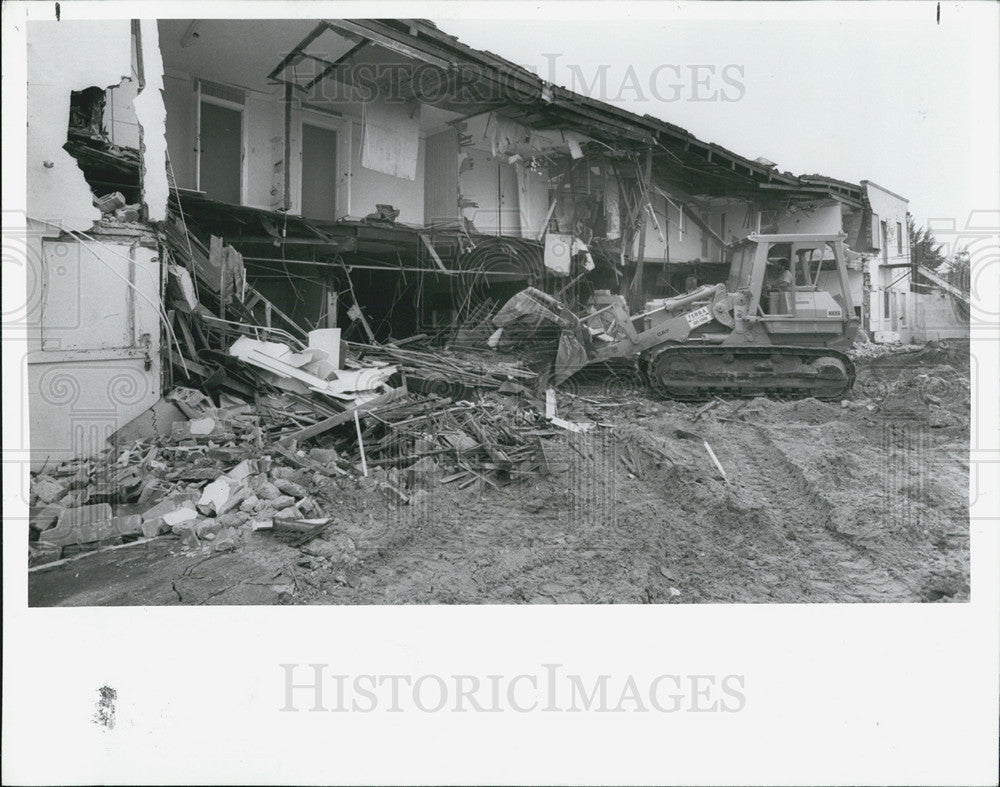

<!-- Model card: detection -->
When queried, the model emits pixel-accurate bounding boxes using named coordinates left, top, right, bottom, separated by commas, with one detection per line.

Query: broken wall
left=28, top=20, right=134, bottom=230
left=27, top=20, right=168, bottom=228
left=26, top=21, right=168, bottom=467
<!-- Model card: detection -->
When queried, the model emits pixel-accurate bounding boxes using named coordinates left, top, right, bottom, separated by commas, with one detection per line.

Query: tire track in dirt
left=716, top=423, right=918, bottom=601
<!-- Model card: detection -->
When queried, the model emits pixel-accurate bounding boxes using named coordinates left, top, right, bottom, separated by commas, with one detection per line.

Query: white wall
left=349, top=119, right=426, bottom=224
left=654, top=199, right=752, bottom=262
left=911, top=290, right=969, bottom=341
left=25, top=230, right=163, bottom=467
left=27, top=20, right=135, bottom=230
left=864, top=182, right=910, bottom=338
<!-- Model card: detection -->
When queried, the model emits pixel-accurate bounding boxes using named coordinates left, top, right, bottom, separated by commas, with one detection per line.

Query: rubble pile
left=28, top=381, right=573, bottom=566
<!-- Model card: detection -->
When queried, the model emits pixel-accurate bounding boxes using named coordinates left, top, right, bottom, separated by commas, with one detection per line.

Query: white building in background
left=862, top=180, right=912, bottom=343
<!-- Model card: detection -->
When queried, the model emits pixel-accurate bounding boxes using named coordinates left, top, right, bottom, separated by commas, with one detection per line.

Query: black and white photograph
left=3, top=1, right=998, bottom=784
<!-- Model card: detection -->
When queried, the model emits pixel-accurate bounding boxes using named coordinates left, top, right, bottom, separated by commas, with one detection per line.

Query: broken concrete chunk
left=195, top=519, right=221, bottom=539
left=213, top=526, right=238, bottom=552
left=225, top=459, right=255, bottom=483
left=239, top=494, right=260, bottom=513
left=271, top=494, right=296, bottom=510
left=114, top=206, right=141, bottom=222
left=32, top=475, right=66, bottom=504
left=308, top=448, right=339, bottom=466
left=297, top=497, right=321, bottom=517
left=179, top=528, right=201, bottom=550
left=67, top=466, right=91, bottom=490
left=273, top=478, right=307, bottom=498
left=110, top=514, right=143, bottom=537
left=189, top=416, right=216, bottom=435
left=42, top=503, right=115, bottom=547
left=30, top=504, right=63, bottom=532
left=163, top=507, right=198, bottom=527
left=250, top=518, right=274, bottom=531
left=57, top=488, right=87, bottom=508
left=274, top=506, right=302, bottom=521
left=255, top=481, right=282, bottom=501
left=93, top=191, right=126, bottom=213
left=165, top=386, right=214, bottom=418
left=141, top=493, right=197, bottom=522
left=216, top=511, right=250, bottom=528
left=198, top=477, right=231, bottom=514
left=140, top=518, right=165, bottom=539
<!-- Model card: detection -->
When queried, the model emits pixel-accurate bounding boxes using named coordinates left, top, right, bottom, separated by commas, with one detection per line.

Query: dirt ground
left=29, top=340, right=970, bottom=606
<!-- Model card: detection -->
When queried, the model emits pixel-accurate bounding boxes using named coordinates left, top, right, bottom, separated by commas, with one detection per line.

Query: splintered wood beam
left=419, top=233, right=448, bottom=271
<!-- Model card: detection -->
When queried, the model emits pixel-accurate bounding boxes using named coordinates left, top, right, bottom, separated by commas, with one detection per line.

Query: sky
left=435, top=2, right=999, bottom=234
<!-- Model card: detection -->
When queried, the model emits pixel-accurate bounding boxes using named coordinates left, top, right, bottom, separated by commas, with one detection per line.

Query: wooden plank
left=419, top=232, right=448, bottom=272
left=281, top=387, right=408, bottom=442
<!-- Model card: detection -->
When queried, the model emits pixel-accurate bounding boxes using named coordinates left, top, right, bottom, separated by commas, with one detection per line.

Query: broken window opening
left=68, top=86, right=108, bottom=140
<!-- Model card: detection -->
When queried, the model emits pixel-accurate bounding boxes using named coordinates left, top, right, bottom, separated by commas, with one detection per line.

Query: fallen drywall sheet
left=361, top=99, right=421, bottom=181
left=26, top=20, right=134, bottom=231
left=133, top=19, right=168, bottom=222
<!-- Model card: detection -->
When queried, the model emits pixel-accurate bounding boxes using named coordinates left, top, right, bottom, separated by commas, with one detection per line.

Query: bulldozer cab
left=729, top=234, right=857, bottom=340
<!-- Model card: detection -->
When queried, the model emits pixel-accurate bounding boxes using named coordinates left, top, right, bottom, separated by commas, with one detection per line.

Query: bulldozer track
left=645, top=345, right=856, bottom=401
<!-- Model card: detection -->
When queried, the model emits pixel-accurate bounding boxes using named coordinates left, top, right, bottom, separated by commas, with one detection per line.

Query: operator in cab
left=766, top=256, right=794, bottom=290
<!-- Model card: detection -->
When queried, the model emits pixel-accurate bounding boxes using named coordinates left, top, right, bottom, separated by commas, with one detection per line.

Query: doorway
left=199, top=100, right=243, bottom=204
left=301, top=122, right=338, bottom=221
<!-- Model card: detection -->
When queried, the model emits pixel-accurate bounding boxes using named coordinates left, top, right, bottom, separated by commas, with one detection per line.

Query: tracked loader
left=492, top=233, right=860, bottom=400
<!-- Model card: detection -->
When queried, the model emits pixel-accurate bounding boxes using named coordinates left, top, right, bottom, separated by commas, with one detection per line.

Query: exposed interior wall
left=161, top=73, right=426, bottom=222
left=424, top=128, right=459, bottom=225
left=106, top=78, right=141, bottom=148
left=27, top=20, right=168, bottom=228
left=776, top=201, right=843, bottom=235
left=162, top=72, right=195, bottom=188
left=350, top=119, right=426, bottom=223
left=27, top=20, right=135, bottom=230
left=515, top=161, right=551, bottom=239
left=458, top=146, right=521, bottom=236
left=655, top=200, right=751, bottom=263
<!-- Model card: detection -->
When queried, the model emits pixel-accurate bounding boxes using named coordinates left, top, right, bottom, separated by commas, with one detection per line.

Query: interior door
left=199, top=100, right=242, bottom=204
left=301, top=122, right=338, bottom=221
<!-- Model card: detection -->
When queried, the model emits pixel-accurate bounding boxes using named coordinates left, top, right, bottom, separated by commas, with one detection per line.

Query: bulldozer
left=491, top=233, right=860, bottom=400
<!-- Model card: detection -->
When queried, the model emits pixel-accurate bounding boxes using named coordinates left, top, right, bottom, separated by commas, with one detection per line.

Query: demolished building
left=23, top=17, right=968, bottom=466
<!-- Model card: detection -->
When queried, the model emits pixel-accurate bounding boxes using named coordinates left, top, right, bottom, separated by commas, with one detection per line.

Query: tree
left=907, top=214, right=947, bottom=271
